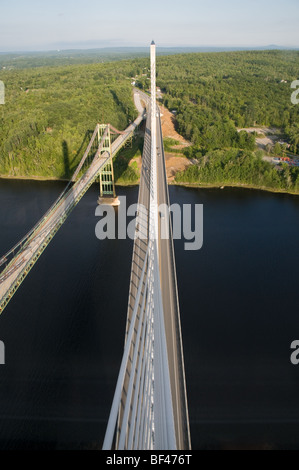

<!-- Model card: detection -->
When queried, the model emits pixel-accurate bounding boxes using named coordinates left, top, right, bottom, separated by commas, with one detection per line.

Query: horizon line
left=0, top=44, right=299, bottom=55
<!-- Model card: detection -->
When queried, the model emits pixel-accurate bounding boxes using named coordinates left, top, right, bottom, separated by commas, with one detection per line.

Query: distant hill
left=1, top=45, right=298, bottom=69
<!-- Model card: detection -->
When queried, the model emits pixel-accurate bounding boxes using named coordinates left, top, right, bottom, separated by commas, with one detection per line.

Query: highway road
left=156, top=111, right=191, bottom=450
left=123, top=90, right=190, bottom=449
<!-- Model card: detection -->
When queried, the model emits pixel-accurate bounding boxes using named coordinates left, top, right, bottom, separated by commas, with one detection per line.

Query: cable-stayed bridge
left=0, top=42, right=191, bottom=450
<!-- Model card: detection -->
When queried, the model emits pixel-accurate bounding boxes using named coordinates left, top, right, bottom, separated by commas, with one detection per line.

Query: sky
left=0, top=0, right=298, bottom=52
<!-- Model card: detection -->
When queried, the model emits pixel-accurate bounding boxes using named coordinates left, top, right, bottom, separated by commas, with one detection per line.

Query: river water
left=0, top=179, right=299, bottom=449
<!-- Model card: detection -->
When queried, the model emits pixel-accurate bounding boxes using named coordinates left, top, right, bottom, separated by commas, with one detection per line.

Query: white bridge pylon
left=103, top=41, right=180, bottom=451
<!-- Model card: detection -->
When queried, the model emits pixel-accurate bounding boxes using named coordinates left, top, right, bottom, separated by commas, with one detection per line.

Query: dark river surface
left=0, top=179, right=299, bottom=450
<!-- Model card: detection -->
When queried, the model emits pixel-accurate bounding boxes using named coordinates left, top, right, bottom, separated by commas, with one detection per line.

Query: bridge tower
left=97, top=124, right=119, bottom=206
left=103, top=41, right=191, bottom=451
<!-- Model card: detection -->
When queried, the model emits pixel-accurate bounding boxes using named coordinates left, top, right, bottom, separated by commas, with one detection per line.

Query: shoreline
left=0, top=174, right=70, bottom=183
left=172, top=181, right=299, bottom=196
left=1, top=174, right=299, bottom=196
left=0, top=174, right=138, bottom=187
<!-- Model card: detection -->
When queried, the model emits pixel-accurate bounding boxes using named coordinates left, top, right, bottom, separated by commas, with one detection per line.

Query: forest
left=0, top=61, right=139, bottom=179
left=175, top=149, right=299, bottom=193
left=0, top=49, right=299, bottom=193
left=154, top=50, right=299, bottom=193
left=155, top=50, right=299, bottom=148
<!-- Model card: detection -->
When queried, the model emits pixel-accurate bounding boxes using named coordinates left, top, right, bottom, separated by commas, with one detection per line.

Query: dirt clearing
left=160, top=105, right=191, bottom=181
left=164, top=154, right=191, bottom=182
left=160, top=106, right=190, bottom=147
left=130, top=105, right=192, bottom=183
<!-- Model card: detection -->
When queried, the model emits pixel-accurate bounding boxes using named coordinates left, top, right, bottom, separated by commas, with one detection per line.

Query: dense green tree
left=175, top=148, right=299, bottom=193
left=1, top=49, right=299, bottom=193
left=0, top=62, right=137, bottom=178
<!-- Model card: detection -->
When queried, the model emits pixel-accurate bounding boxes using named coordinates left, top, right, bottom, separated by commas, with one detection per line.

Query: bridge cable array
left=103, top=44, right=179, bottom=450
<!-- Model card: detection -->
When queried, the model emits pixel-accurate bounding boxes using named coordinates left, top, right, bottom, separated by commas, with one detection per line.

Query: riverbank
left=0, top=174, right=140, bottom=188
left=1, top=173, right=299, bottom=196
left=0, top=174, right=70, bottom=183
left=172, top=180, right=299, bottom=196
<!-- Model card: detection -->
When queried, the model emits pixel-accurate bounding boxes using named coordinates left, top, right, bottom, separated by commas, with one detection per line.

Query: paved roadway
left=124, top=90, right=191, bottom=449
left=156, top=111, right=191, bottom=450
